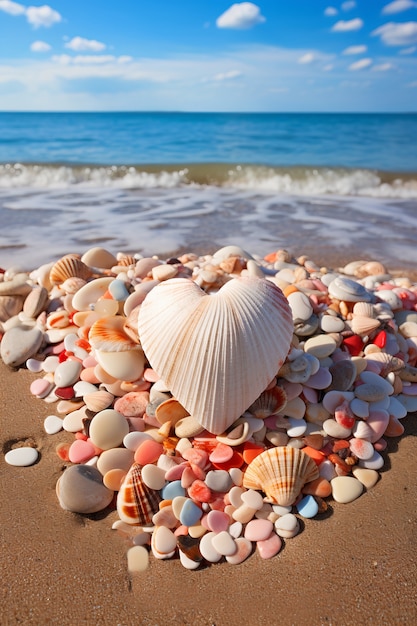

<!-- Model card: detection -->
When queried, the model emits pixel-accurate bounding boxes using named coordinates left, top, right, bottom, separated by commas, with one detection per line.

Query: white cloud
left=212, top=70, right=242, bottom=81
left=117, top=55, right=133, bottom=64
left=26, top=5, right=61, bottom=28
left=0, top=0, right=25, bottom=15
left=323, top=64, right=334, bottom=71
left=372, top=62, right=395, bottom=70
left=52, top=54, right=119, bottom=65
left=372, top=21, right=417, bottom=45
left=65, top=36, right=106, bottom=52
left=343, top=44, right=368, bottom=54
left=382, top=1, right=417, bottom=15
left=342, top=1, right=356, bottom=10
left=324, top=6, right=338, bottom=16
left=399, top=45, right=417, bottom=52
left=298, top=52, right=315, bottom=64
left=331, top=18, right=363, bottom=31
left=349, top=58, right=372, bottom=70
left=216, top=2, right=265, bottom=29
left=30, top=40, right=51, bottom=52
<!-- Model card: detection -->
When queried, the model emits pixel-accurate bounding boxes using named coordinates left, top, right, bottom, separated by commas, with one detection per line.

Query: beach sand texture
left=1, top=247, right=417, bottom=626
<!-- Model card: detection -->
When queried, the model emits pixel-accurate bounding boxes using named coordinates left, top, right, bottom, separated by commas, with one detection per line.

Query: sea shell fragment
left=117, top=462, right=162, bottom=526
left=137, top=276, right=293, bottom=434
left=243, top=446, right=319, bottom=506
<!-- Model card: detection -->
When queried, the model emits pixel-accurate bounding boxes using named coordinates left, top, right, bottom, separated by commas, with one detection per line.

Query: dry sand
left=1, top=250, right=417, bottom=626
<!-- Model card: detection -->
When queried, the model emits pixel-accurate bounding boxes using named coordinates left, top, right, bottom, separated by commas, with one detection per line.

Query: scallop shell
left=352, top=302, right=375, bottom=318
left=117, top=462, right=162, bottom=526
left=137, top=276, right=293, bottom=435
left=89, top=315, right=140, bottom=352
left=243, top=446, right=319, bottom=506
left=50, top=254, right=93, bottom=285
left=60, top=277, right=87, bottom=295
left=247, top=385, right=287, bottom=419
left=364, top=352, right=405, bottom=377
left=84, top=389, right=115, bottom=413
left=350, top=316, right=381, bottom=336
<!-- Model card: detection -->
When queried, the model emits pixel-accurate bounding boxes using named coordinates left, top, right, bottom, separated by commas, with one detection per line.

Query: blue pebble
left=108, top=279, right=130, bottom=302
left=179, top=498, right=203, bottom=527
left=161, top=480, right=186, bottom=500
left=296, top=494, right=319, bottom=519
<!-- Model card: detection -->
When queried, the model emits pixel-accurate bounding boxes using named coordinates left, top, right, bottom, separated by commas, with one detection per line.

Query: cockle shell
left=50, top=254, right=93, bottom=285
left=137, top=276, right=293, bottom=435
left=88, top=315, right=140, bottom=351
left=350, top=316, right=381, bottom=337
left=243, top=446, right=319, bottom=506
left=117, top=462, right=162, bottom=526
left=247, top=385, right=287, bottom=419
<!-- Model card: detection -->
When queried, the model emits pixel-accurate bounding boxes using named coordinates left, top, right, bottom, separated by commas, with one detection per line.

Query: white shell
left=137, top=276, right=293, bottom=434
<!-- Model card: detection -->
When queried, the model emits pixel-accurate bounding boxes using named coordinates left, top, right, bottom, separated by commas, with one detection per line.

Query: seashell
left=116, top=254, right=136, bottom=267
left=350, top=316, right=381, bottom=337
left=352, top=302, right=375, bottom=318
left=354, top=261, right=387, bottom=278
left=247, top=385, right=287, bottom=419
left=60, top=277, right=87, bottom=294
left=0, top=295, right=24, bottom=322
left=137, top=276, right=293, bottom=435
left=364, top=352, right=404, bottom=377
left=117, top=462, right=162, bottom=525
left=243, top=446, right=319, bottom=506
left=84, top=389, right=115, bottom=413
left=50, top=254, right=93, bottom=285
left=89, top=315, right=140, bottom=352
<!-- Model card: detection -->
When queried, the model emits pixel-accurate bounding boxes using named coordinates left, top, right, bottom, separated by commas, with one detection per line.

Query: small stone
left=44, top=414, right=64, bottom=434
left=1, top=326, right=43, bottom=367
left=331, top=476, right=364, bottom=503
left=199, top=532, right=223, bottom=563
left=205, top=469, right=233, bottom=493
left=127, top=545, right=149, bottom=572
left=68, top=439, right=96, bottom=464
left=5, top=446, right=39, bottom=467
left=89, top=409, right=130, bottom=450
left=54, top=359, right=83, bottom=388
left=225, top=537, right=253, bottom=565
left=274, top=513, right=300, bottom=538
left=244, top=519, right=273, bottom=542
left=56, top=464, right=114, bottom=514
left=141, top=464, right=167, bottom=490
left=211, top=531, right=237, bottom=557
left=179, top=499, right=203, bottom=527
left=256, top=532, right=282, bottom=559
left=296, top=494, right=319, bottom=518
left=304, top=335, right=337, bottom=359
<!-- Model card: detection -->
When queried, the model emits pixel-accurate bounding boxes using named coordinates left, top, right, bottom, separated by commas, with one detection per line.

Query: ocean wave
left=0, top=162, right=416, bottom=198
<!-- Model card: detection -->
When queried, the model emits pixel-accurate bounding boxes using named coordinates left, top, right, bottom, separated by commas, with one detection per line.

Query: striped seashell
left=89, top=315, right=140, bottom=352
left=350, top=316, right=381, bottom=337
left=352, top=301, right=375, bottom=318
left=243, top=446, right=319, bottom=506
left=84, top=389, right=115, bottom=413
left=117, top=462, right=162, bottom=526
left=116, top=255, right=136, bottom=267
left=364, top=352, right=405, bottom=377
left=137, top=276, right=293, bottom=435
left=60, top=277, right=87, bottom=295
left=354, top=261, right=387, bottom=278
left=50, top=254, right=93, bottom=286
left=247, top=385, right=287, bottom=419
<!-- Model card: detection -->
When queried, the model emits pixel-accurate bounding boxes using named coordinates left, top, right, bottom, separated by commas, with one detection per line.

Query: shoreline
left=1, top=247, right=417, bottom=625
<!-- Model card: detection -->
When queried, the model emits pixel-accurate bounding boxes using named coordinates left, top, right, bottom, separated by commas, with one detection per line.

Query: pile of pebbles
left=1, top=245, right=417, bottom=571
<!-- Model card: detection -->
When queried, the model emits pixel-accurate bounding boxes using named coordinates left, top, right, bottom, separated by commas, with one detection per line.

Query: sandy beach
left=1, top=245, right=417, bottom=626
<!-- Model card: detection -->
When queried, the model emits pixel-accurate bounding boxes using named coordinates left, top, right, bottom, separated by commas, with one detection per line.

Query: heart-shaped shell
left=117, top=462, right=162, bottom=526
left=50, top=254, right=93, bottom=286
left=243, top=446, right=319, bottom=506
left=137, top=276, right=293, bottom=435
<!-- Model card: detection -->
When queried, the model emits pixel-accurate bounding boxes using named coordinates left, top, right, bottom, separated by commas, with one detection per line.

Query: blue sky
left=0, top=0, right=416, bottom=111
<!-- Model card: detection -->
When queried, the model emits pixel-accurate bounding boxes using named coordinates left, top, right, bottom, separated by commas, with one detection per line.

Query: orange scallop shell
left=50, top=254, right=93, bottom=285
left=243, top=446, right=319, bottom=506
left=117, top=463, right=162, bottom=526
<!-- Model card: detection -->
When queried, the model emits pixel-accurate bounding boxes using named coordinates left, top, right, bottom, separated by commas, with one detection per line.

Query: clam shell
left=84, top=389, right=115, bottom=413
left=50, top=254, right=93, bottom=285
left=352, top=302, right=375, bottom=318
left=117, top=462, right=162, bottom=526
left=89, top=315, right=140, bottom=352
left=350, top=316, right=381, bottom=336
left=243, top=446, right=319, bottom=506
left=137, top=276, right=293, bottom=435
left=364, top=352, right=405, bottom=377
left=247, top=385, right=287, bottom=419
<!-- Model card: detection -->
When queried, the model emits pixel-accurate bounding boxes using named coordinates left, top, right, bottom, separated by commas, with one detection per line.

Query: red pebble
left=209, top=443, right=234, bottom=464
left=56, top=442, right=71, bottom=461
left=187, top=479, right=213, bottom=503
left=75, top=432, right=88, bottom=441
left=54, top=386, right=75, bottom=400
left=134, top=439, right=164, bottom=465
left=343, top=334, right=364, bottom=356
left=242, top=442, right=265, bottom=465
left=373, top=330, right=387, bottom=349
left=58, top=351, right=69, bottom=363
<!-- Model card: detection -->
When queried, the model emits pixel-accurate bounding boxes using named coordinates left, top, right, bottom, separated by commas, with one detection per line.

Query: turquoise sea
left=0, top=112, right=416, bottom=269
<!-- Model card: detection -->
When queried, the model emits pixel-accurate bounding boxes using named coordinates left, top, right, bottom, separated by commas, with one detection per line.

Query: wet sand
left=1, top=248, right=417, bottom=626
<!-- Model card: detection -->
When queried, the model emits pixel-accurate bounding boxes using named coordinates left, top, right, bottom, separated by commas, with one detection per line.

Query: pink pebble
left=181, top=466, right=200, bottom=488
left=207, top=510, right=230, bottom=533
left=80, top=367, right=101, bottom=384
left=374, top=438, right=388, bottom=452
left=127, top=417, right=146, bottom=432
left=143, top=368, right=160, bottom=382
left=165, top=463, right=187, bottom=482
left=30, top=378, right=53, bottom=397
left=114, top=391, right=149, bottom=417
left=256, top=532, right=282, bottom=559
left=83, top=355, right=98, bottom=368
left=244, top=519, right=274, bottom=542
left=209, top=443, right=234, bottom=464
left=68, top=439, right=96, bottom=464
left=134, top=439, right=164, bottom=465
left=182, top=447, right=209, bottom=469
